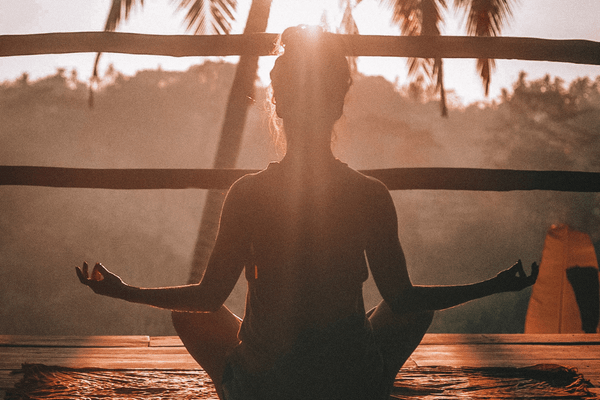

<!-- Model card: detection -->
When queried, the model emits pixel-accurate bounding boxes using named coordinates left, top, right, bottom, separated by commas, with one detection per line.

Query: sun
left=266, top=0, right=342, bottom=33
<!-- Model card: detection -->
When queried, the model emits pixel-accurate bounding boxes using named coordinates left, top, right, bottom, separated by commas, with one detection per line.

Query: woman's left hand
left=76, top=262, right=126, bottom=299
left=494, top=259, right=539, bottom=292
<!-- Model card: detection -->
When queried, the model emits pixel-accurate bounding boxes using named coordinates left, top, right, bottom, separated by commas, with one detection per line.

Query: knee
left=396, top=309, right=433, bottom=333
left=416, top=310, right=434, bottom=331
left=171, top=311, right=192, bottom=337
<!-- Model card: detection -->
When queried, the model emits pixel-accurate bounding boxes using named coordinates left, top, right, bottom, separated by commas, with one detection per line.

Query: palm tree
left=378, top=0, right=516, bottom=116
left=188, top=0, right=272, bottom=284
left=93, top=0, right=272, bottom=284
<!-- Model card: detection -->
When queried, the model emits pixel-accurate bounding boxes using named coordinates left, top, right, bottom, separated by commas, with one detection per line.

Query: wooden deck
left=1, top=334, right=599, bottom=398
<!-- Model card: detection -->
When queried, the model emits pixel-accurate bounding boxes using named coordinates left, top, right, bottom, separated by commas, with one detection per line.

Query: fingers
left=91, top=263, right=105, bottom=281
left=528, top=262, right=540, bottom=285
left=75, top=266, right=87, bottom=284
left=513, top=259, right=525, bottom=278
left=76, top=262, right=89, bottom=285
left=95, top=263, right=109, bottom=276
left=532, top=262, right=540, bottom=276
left=76, top=261, right=106, bottom=286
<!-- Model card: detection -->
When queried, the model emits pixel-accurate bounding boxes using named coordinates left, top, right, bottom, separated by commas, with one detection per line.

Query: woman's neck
left=281, top=120, right=337, bottom=169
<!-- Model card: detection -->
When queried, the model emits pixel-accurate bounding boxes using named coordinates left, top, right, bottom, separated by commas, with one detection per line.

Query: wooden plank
left=480, top=333, right=600, bottom=345
left=2, top=166, right=600, bottom=192
left=0, top=370, right=22, bottom=390
left=405, top=360, right=600, bottom=386
left=412, top=344, right=600, bottom=361
left=0, top=346, right=200, bottom=370
left=149, top=336, right=184, bottom=347
left=0, top=335, right=149, bottom=348
left=1, top=335, right=599, bottom=389
left=1, top=33, right=600, bottom=66
left=420, top=334, right=493, bottom=345
left=5, top=334, right=595, bottom=347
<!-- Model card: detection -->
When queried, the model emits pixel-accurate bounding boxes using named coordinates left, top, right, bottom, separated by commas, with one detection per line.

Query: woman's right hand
left=76, top=262, right=127, bottom=299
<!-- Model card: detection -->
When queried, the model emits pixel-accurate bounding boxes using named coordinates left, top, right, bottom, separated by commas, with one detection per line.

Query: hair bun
left=280, top=25, right=343, bottom=58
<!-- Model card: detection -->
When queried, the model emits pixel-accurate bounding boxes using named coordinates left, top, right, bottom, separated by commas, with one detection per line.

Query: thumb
left=92, top=263, right=107, bottom=281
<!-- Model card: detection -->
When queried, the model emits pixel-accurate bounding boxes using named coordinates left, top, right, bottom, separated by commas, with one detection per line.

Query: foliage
left=488, top=73, right=600, bottom=247
left=377, top=0, right=517, bottom=116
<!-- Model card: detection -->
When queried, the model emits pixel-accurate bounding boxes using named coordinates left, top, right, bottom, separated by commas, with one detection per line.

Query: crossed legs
left=172, top=301, right=433, bottom=400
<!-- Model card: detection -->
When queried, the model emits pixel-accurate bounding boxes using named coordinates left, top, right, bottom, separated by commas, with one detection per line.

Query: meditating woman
left=76, top=25, right=538, bottom=400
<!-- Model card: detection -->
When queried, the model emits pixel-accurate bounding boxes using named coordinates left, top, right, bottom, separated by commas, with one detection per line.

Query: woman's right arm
left=76, top=177, right=252, bottom=312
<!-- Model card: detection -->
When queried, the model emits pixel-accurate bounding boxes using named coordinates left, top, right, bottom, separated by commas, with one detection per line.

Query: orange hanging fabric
left=525, top=224, right=599, bottom=334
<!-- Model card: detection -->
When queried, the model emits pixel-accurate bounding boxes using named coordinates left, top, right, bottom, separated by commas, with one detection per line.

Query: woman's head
left=269, top=26, right=352, bottom=136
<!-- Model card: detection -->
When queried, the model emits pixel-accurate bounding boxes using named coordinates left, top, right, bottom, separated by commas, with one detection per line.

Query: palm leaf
left=90, top=0, right=237, bottom=107
left=174, top=0, right=237, bottom=34
left=454, top=0, right=515, bottom=95
left=380, top=0, right=448, bottom=115
left=91, top=0, right=144, bottom=104
left=338, top=0, right=360, bottom=74
left=104, top=0, right=144, bottom=32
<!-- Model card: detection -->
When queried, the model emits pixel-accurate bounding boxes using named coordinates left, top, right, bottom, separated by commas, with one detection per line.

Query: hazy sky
left=2, top=0, right=600, bottom=104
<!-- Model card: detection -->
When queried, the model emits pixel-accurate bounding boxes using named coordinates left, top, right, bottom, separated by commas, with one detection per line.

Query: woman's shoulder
left=226, top=162, right=278, bottom=196
left=340, top=163, right=391, bottom=195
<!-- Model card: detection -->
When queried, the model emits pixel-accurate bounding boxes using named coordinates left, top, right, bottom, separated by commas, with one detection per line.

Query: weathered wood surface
left=2, top=166, right=600, bottom=192
left=1, top=334, right=599, bottom=395
left=0, top=335, right=150, bottom=348
left=1, top=33, right=600, bottom=66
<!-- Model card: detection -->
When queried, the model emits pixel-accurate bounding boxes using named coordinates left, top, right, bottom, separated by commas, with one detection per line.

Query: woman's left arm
left=76, top=178, right=252, bottom=313
left=393, top=260, right=539, bottom=313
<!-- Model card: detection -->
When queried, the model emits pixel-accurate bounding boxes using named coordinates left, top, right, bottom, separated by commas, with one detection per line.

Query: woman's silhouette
left=76, top=25, right=538, bottom=400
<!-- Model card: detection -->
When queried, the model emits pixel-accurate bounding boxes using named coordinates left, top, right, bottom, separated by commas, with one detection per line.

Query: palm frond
left=380, top=0, right=448, bottom=115
left=104, top=0, right=144, bottom=32
left=340, top=1, right=359, bottom=35
left=381, top=0, right=446, bottom=36
left=90, top=0, right=143, bottom=107
left=174, top=0, right=237, bottom=35
left=339, top=0, right=360, bottom=74
left=454, top=0, right=516, bottom=94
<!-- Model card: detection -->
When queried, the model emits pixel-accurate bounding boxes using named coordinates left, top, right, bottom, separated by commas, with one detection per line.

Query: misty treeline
left=1, top=62, right=599, bottom=335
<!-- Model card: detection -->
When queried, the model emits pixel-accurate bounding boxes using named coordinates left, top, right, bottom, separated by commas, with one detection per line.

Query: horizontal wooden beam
left=1, top=32, right=599, bottom=65
left=1, top=166, right=598, bottom=192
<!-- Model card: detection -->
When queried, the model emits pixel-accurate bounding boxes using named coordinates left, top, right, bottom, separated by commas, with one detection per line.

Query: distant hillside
left=1, top=64, right=598, bottom=335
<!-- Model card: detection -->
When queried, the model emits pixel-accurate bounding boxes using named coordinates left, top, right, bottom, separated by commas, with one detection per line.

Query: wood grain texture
left=1, top=334, right=599, bottom=392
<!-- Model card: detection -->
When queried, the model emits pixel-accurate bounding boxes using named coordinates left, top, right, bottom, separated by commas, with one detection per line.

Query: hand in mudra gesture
left=494, top=259, right=539, bottom=292
left=76, top=262, right=126, bottom=299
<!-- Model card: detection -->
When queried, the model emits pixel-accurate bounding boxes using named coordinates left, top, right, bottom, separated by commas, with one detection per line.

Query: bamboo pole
left=1, top=32, right=599, bottom=65
left=1, top=166, right=599, bottom=192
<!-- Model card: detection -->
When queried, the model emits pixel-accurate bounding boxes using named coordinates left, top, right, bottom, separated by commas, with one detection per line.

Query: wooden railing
left=1, top=32, right=599, bottom=192
left=1, top=166, right=598, bottom=192
left=1, top=32, right=599, bottom=65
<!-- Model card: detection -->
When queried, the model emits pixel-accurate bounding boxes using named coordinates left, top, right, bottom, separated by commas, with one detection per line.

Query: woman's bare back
left=226, top=158, right=389, bottom=371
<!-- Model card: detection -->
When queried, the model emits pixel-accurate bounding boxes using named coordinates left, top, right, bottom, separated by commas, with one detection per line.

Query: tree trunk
left=187, top=0, right=272, bottom=284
